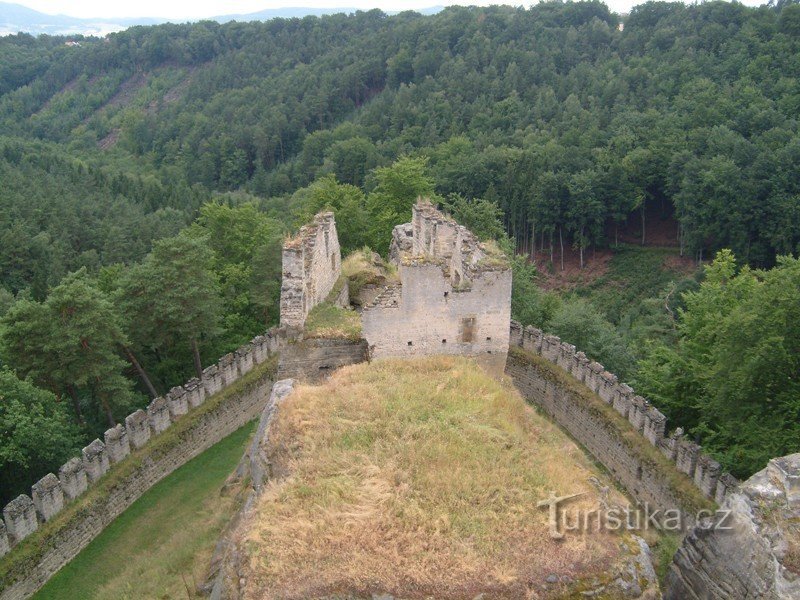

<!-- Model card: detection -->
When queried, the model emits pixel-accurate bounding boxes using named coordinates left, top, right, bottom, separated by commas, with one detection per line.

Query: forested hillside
left=1, top=0, right=799, bottom=502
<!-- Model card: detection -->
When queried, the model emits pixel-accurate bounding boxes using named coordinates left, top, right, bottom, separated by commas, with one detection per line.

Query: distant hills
left=0, top=1, right=443, bottom=36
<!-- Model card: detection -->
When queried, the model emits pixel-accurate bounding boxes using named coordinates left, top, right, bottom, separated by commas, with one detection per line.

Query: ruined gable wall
left=364, top=201, right=511, bottom=372
left=362, top=265, right=511, bottom=373
left=279, top=212, right=341, bottom=328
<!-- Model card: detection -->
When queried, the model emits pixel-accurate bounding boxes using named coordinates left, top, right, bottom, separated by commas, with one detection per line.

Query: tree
left=191, top=201, right=284, bottom=336
left=1, top=270, right=137, bottom=427
left=635, top=251, right=800, bottom=478
left=0, top=368, right=82, bottom=504
left=440, top=193, right=505, bottom=241
left=297, top=175, right=370, bottom=253
left=366, top=156, right=438, bottom=252
left=117, top=233, right=222, bottom=380
left=567, top=170, right=606, bottom=268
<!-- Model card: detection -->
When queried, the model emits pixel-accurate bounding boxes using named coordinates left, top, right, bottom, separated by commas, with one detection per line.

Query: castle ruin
left=6, top=200, right=793, bottom=600
left=279, top=212, right=342, bottom=329
left=362, top=200, right=512, bottom=372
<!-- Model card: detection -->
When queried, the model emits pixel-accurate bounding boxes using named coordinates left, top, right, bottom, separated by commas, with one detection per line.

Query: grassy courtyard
left=34, top=423, right=254, bottom=600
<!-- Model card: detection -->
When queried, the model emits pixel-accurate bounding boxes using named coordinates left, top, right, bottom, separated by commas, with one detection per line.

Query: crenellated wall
left=0, top=328, right=290, bottom=600
left=279, top=212, right=342, bottom=329
left=506, top=321, right=734, bottom=514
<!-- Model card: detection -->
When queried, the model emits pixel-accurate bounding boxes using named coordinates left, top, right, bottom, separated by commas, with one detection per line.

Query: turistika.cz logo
left=536, top=491, right=733, bottom=539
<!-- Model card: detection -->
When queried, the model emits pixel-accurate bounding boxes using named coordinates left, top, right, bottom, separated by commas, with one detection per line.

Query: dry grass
left=342, top=248, right=399, bottom=300
left=236, top=357, right=634, bottom=599
left=303, top=303, right=362, bottom=340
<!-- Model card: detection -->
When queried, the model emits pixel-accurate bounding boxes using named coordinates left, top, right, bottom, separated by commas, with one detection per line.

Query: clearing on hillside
left=227, top=357, right=658, bottom=599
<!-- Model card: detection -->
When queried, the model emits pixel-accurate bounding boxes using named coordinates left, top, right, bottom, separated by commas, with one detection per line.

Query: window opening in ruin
left=636, top=466, right=643, bottom=481
left=486, top=336, right=492, bottom=341
left=331, top=253, right=336, bottom=269
left=442, top=339, right=447, bottom=344
left=443, top=291, right=449, bottom=297
left=407, top=341, right=413, bottom=346
left=460, top=316, right=476, bottom=343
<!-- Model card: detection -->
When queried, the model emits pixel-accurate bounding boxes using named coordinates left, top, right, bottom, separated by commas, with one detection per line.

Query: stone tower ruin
left=279, top=212, right=341, bottom=329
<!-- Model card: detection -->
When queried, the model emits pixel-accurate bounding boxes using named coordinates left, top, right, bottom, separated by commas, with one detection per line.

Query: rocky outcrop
left=666, top=453, right=800, bottom=599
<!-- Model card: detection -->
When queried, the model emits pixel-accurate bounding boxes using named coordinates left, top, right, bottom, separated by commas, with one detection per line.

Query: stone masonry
left=0, top=326, right=289, bottom=585
left=279, top=211, right=342, bottom=329
left=506, top=321, right=738, bottom=512
left=362, top=200, right=512, bottom=373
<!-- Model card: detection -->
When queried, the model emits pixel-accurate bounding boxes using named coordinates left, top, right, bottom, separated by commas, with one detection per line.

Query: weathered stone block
left=218, top=353, right=237, bottom=386
left=3, top=495, right=38, bottom=541
left=166, top=386, right=188, bottom=419
left=236, top=345, right=254, bottom=376
left=31, top=473, right=64, bottom=521
left=522, top=326, right=543, bottom=354
left=509, top=321, right=523, bottom=347
left=643, top=406, right=667, bottom=446
left=557, top=342, right=575, bottom=373
left=627, top=395, right=647, bottom=432
left=104, top=424, right=130, bottom=463
left=612, top=387, right=632, bottom=418
left=676, top=440, right=701, bottom=478
left=598, top=372, right=618, bottom=404
left=585, top=362, right=605, bottom=394
left=542, top=335, right=561, bottom=363
left=0, top=521, right=9, bottom=556
left=694, top=454, right=722, bottom=499
left=58, top=457, right=88, bottom=500
left=201, top=364, right=221, bottom=397
left=147, top=397, right=171, bottom=434
left=125, top=409, right=151, bottom=449
left=183, top=378, right=205, bottom=408
left=659, top=429, right=681, bottom=461
left=715, top=472, right=738, bottom=505
left=82, top=439, right=110, bottom=482
left=571, top=351, right=589, bottom=383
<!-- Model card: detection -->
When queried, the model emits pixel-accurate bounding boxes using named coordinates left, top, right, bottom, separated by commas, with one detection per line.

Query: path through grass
left=34, top=422, right=254, bottom=600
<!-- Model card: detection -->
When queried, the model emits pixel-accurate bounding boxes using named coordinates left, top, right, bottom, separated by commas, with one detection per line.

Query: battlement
left=363, top=199, right=512, bottom=373
left=508, top=321, right=739, bottom=508
left=280, top=212, right=341, bottom=329
left=0, top=328, right=288, bottom=563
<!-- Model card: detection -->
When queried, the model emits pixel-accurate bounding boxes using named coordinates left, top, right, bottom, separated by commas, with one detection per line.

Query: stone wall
left=0, top=329, right=289, bottom=600
left=277, top=337, right=368, bottom=382
left=363, top=200, right=512, bottom=373
left=506, top=321, right=733, bottom=514
left=279, top=212, right=342, bottom=328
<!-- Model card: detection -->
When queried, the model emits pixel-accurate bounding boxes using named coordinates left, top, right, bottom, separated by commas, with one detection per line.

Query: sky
left=13, top=0, right=766, bottom=20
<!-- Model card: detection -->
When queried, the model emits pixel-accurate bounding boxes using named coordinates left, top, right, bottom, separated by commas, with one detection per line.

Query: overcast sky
left=14, top=0, right=767, bottom=20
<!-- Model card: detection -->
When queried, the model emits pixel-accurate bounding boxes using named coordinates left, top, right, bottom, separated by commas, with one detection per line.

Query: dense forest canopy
left=0, top=0, right=799, bottom=502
